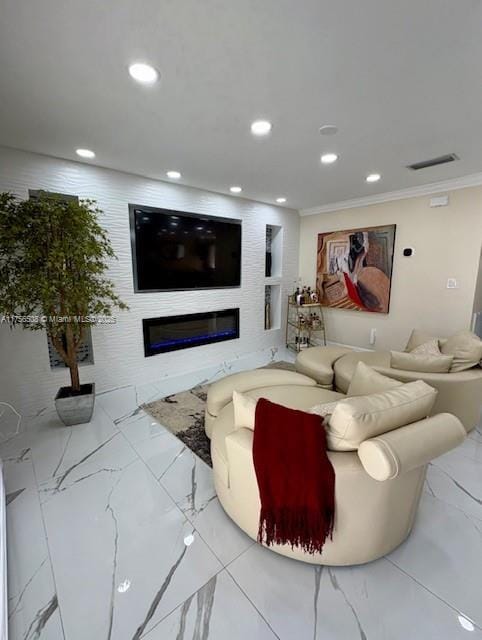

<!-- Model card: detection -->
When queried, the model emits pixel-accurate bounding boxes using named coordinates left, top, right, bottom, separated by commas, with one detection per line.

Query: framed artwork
left=316, top=224, right=396, bottom=314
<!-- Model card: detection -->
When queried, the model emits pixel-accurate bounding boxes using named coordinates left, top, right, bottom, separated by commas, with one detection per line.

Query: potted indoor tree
left=0, top=191, right=127, bottom=425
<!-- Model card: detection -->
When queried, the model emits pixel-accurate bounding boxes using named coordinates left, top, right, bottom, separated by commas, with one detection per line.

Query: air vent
left=407, top=154, right=459, bottom=171
left=47, top=327, right=94, bottom=370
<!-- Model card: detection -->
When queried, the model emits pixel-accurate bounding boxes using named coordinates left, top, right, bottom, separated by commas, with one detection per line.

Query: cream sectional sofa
left=296, top=347, right=482, bottom=432
left=207, top=368, right=465, bottom=565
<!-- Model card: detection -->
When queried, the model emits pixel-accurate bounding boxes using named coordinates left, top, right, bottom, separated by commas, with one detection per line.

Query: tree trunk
left=65, top=324, right=81, bottom=392
left=69, top=361, right=81, bottom=393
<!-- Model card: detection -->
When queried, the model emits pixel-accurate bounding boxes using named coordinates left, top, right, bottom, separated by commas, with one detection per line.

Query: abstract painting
left=316, top=224, right=396, bottom=314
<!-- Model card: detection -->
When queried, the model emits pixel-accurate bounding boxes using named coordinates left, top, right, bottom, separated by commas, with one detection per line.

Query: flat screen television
left=129, top=205, right=242, bottom=292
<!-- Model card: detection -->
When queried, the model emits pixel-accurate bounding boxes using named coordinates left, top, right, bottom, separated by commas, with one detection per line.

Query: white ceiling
left=1, top=0, right=481, bottom=210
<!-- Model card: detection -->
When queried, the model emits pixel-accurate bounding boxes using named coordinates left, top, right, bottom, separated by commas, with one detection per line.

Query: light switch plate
left=447, top=278, right=458, bottom=289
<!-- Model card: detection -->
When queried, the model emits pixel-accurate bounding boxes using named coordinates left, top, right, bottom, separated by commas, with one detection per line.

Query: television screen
left=130, top=205, right=242, bottom=291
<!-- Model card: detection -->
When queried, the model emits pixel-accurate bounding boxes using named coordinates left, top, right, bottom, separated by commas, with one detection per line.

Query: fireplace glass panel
left=143, top=308, right=239, bottom=356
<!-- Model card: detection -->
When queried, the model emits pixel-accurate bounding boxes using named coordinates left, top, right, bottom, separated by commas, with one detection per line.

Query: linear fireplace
left=143, top=308, right=240, bottom=357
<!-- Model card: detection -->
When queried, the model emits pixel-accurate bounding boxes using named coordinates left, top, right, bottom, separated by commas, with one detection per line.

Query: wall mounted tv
left=129, top=205, right=242, bottom=292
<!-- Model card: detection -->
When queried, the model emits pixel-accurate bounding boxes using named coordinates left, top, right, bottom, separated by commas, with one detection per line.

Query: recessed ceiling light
left=76, top=148, right=95, bottom=159
left=230, top=186, right=242, bottom=194
left=166, top=170, right=181, bottom=179
left=250, top=120, right=272, bottom=136
left=321, top=153, right=338, bottom=164
left=366, top=173, right=381, bottom=183
left=319, top=124, right=338, bottom=136
left=128, top=62, right=159, bottom=84
left=458, top=616, right=475, bottom=632
left=276, top=197, right=287, bottom=204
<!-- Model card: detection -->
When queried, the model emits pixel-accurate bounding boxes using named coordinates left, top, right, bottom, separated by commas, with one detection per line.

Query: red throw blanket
left=253, top=398, right=335, bottom=555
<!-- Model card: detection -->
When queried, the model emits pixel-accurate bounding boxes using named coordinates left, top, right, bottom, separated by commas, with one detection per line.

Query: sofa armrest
left=358, top=413, right=466, bottom=481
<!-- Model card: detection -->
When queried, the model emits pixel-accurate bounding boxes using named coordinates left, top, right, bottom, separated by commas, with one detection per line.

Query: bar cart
left=286, top=298, right=326, bottom=353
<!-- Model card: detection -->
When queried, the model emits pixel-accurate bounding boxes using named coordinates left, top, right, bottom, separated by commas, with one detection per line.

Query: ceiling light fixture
left=366, top=173, right=381, bottom=183
left=250, top=120, right=272, bottom=136
left=166, top=170, right=181, bottom=179
left=76, top=148, right=95, bottom=159
left=319, top=124, right=338, bottom=136
left=321, top=153, right=338, bottom=164
left=458, top=616, right=475, bottom=632
left=128, top=62, right=159, bottom=84
left=276, top=197, right=287, bottom=204
left=230, top=186, right=242, bottom=194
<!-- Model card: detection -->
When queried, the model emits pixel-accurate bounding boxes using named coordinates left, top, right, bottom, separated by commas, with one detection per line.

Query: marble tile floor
left=1, top=386, right=481, bottom=639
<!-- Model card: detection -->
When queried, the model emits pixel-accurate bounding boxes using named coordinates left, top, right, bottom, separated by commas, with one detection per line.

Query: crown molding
left=299, top=172, right=482, bottom=216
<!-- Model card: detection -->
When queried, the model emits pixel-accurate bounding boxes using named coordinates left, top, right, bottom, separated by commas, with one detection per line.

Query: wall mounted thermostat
left=403, top=247, right=415, bottom=257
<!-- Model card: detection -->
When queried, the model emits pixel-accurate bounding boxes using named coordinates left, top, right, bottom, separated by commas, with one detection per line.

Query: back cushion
left=327, top=380, right=438, bottom=451
left=308, top=400, right=340, bottom=421
left=390, top=351, right=454, bottom=373
left=405, top=329, right=439, bottom=353
left=410, top=339, right=441, bottom=356
left=347, top=361, right=402, bottom=397
left=440, top=331, right=482, bottom=372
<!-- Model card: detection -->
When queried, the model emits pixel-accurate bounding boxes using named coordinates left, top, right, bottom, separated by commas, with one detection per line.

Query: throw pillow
left=347, top=361, right=401, bottom=397
left=441, top=331, right=482, bottom=372
left=232, top=390, right=257, bottom=430
left=327, top=380, right=438, bottom=451
left=410, top=339, right=442, bottom=356
left=405, top=329, right=439, bottom=353
left=308, top=400, right=340, bottom=424
left=390, top=351, right=453, bottom=373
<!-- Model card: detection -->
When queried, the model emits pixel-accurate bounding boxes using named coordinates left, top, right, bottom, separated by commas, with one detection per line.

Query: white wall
left=0, top=147, right=299, bottom=415
left=299, top=186, right=482, bottom=351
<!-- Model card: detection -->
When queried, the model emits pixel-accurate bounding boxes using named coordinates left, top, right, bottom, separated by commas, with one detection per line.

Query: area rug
left=142, top=361, right=295, bottom=467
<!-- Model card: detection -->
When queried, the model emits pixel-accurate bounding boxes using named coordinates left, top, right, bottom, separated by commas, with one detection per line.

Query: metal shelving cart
left=286, top=299, right=326, bottom=353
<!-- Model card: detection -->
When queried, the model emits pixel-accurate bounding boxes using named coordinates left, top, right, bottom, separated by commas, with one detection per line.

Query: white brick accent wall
left=0, top=147, right=299, bottom=416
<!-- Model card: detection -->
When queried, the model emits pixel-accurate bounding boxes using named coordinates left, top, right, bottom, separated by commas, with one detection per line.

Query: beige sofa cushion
left=308, top=400, right=340, bottom=422
left=233, top=389, right=342, bottom=431
left=333, top=349, right=482, bottom=432
left=327, top=380, right=438, bottom=451
left=232, top=390, right=257, bottom=430
left=405, top=329, right=439, bottom=352
left=347, top=361, right=401, bottom=397
left=410, top=339, right=441, bottom=356
left=441, top=331, right=482, bottom=372
left=390, top=350, right=453, bottom=373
